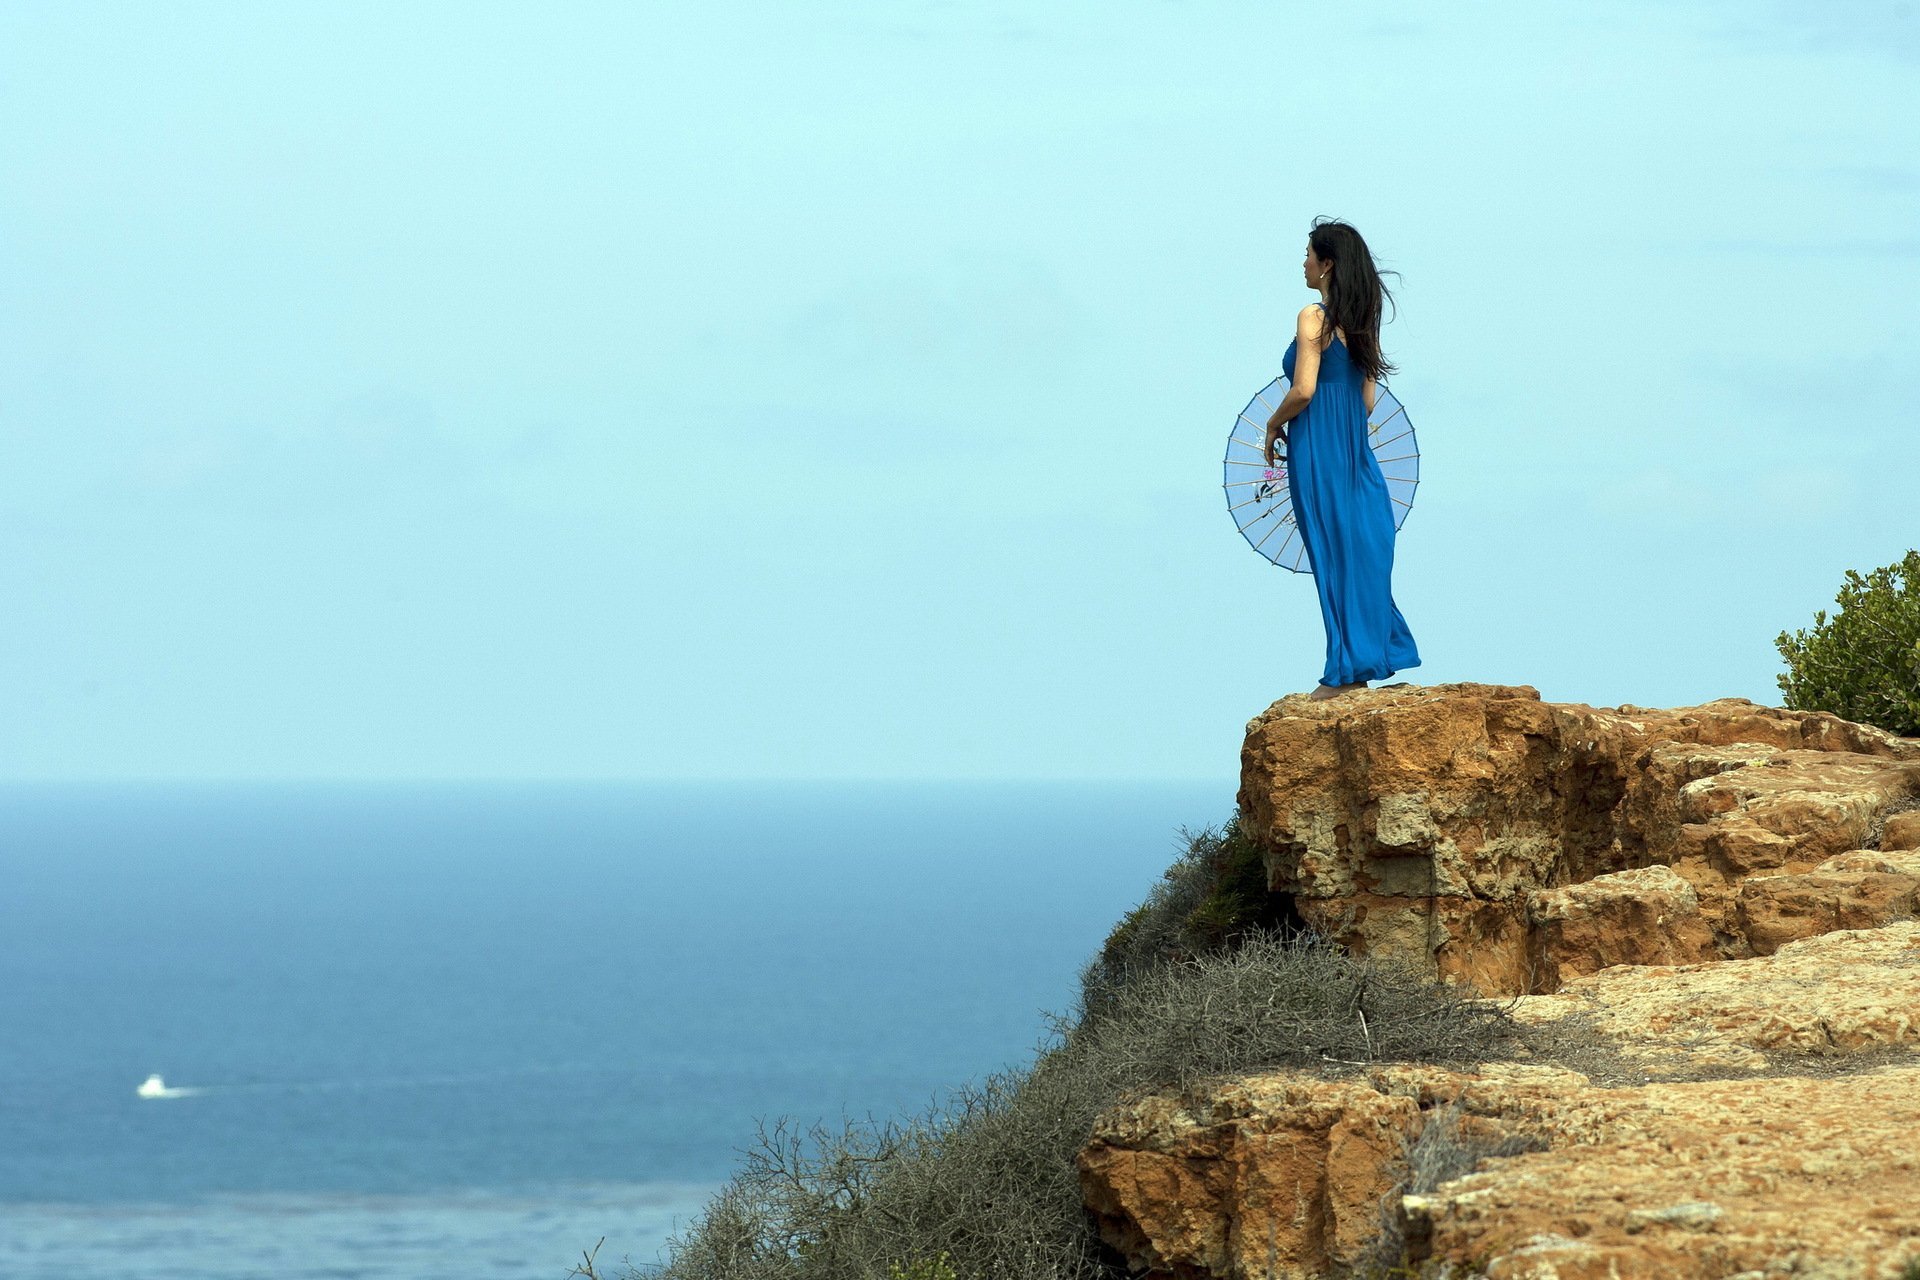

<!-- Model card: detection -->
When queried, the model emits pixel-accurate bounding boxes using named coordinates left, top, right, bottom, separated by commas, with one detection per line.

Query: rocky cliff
left=1078, top=684, right=1920, bottom=1280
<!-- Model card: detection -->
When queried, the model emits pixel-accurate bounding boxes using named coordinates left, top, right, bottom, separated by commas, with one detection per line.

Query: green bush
left=1775, top=549, right=1920, bottom=738
left=621, top=825, right=1521, bottom=1280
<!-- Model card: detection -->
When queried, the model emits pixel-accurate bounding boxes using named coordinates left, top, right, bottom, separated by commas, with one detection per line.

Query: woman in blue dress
left=1262, top=219, right=1420, bottom=701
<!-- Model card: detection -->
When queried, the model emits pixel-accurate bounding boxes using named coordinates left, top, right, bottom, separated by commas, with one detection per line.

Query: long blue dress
left=1282, top=304, right=1421, bottom=686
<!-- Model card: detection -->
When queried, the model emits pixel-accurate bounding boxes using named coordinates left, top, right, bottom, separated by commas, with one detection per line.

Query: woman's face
left=1304, top=243, right=1327, bottom=287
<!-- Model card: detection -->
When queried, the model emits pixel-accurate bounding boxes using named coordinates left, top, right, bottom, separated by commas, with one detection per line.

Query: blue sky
left=2, top=0, right=1915, bottom=781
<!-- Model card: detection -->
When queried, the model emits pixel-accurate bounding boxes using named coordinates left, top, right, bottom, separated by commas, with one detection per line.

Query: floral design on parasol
left=1221, top=375, right=1419, bottom=574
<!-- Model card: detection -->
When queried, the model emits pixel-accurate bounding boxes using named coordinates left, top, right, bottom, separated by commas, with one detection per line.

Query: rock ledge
left=1079, top=685, right=1920, bottom=1279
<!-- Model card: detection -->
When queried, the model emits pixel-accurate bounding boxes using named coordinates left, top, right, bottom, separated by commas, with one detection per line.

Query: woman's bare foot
left=1309, top=681, right=1367, bottom=701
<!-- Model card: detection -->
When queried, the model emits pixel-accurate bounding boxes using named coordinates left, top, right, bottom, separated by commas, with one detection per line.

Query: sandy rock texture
left=1082, top=1056, right=1920, bottom=1280
left=1510, top=921, right=1920, bottom=1073
left=1398, top=1060, right=1920, bottom=1280
left=1079, top=923, right=1920, bottom=1278
left=1078, top=687, right=1920, bottom=1279
left=1078, top=1072, right=1425, bottom=1279
left=1235, top=682, right=1920, bottom=995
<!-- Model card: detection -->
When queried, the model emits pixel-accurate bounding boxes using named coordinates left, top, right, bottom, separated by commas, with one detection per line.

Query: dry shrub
left=1345, top=1101, right=1550, bottom=1279
left=623, top=832, right=1522, bottom=1280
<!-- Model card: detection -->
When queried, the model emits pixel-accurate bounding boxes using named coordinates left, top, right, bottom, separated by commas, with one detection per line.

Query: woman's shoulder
left=1296, top=301, right=1336, bottom=326
left=1296, top=302, right=1340, bottom=344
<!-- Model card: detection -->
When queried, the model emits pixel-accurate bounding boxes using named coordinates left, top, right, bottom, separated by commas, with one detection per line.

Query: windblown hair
left=1307, top=217, right=1400, bottom=383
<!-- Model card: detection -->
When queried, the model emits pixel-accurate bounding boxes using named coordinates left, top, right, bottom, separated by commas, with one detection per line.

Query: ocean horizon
left=0, top=777, right=1230, bottom=1278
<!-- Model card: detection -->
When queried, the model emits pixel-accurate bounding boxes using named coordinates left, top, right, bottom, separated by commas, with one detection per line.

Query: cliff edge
left=1080, top=683, right=1920, bottom=1279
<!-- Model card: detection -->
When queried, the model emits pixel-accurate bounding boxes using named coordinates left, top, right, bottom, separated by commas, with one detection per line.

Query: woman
left=1262, top=219, right=1420, bottom=700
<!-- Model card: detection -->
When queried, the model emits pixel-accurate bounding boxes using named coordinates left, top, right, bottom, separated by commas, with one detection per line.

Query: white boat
left=137, top=1073, right=170, bottom=1098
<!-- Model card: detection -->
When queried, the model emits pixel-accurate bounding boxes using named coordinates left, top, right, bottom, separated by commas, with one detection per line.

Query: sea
left=0, top=778, right=1230, bottom=1279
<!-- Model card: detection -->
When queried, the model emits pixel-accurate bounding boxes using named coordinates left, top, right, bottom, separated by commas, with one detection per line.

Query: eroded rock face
left=1399, top=1062, right=1920, bottom=1280
left=1524, top=865, right=1715, bottom=990
left=1078, top=923, right=1920, bottom=1279
left=1081, top=689, right=1920, bottom=1280
left=1507, top=921, right=1920, bottom=1073
left=1079, top=690, right=1920, bottom=1279
left=1082, top=1060, right=1920, bottom=1280
left=1880, top=806, right=1920, bottom=849
left=1076, top=1074, right=1422, bottom=1279
left=1235, top=683, right=1920, bottom=994
left=1735, top=849, right=1920, bottom=956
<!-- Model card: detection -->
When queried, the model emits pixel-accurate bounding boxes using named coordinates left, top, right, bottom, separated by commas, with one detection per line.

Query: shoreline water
left=0, top=1180, right=724, bottom=1280
left=0, top=777, right=1229, bottom=1278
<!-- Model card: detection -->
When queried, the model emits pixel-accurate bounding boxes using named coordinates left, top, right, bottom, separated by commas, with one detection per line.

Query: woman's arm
left=1263, top=306, right=1323, bottom=463
left=1363, top=375, right=1377, bottom=417
left=1263, top=386, right=1310, bottom=463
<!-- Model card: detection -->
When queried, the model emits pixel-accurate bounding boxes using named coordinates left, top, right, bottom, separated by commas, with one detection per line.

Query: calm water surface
left=0, top=779, right=1229, bottom=1278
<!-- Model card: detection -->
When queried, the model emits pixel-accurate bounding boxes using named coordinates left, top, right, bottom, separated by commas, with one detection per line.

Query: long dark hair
left=1308, top=217, right=1400, bottom=383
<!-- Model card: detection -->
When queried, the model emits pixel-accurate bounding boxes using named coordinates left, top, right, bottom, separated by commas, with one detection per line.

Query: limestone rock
left=1077, top=1069, right=1444, bottom=1279
left=1884, top=807, right=1920, bottom=850
left=1080, top=1054, right=1920, bottom=1280
left=1235, top=683, right=1920, bottom=994
left=1525, top=865, right=1717, bottom=989
left=1507, top=921, right=1920, bottom=1073
left=1402, top=1065, right=1920, bottom=1280
left=1734, top=850, right=1920, bottom=955
left=1079, top=690, right=1920, bottom=1280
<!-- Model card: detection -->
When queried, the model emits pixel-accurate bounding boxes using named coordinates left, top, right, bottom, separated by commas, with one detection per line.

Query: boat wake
left=135, top=1074, right=202, bottom=1099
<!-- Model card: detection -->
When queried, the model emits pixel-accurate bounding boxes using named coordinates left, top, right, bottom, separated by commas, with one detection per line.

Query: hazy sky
left=3, top=1, right=1915, bottom=781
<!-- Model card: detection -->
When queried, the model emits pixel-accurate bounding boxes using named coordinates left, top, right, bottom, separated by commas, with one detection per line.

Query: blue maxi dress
left=1282, top=305, right=1421, bottom=686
